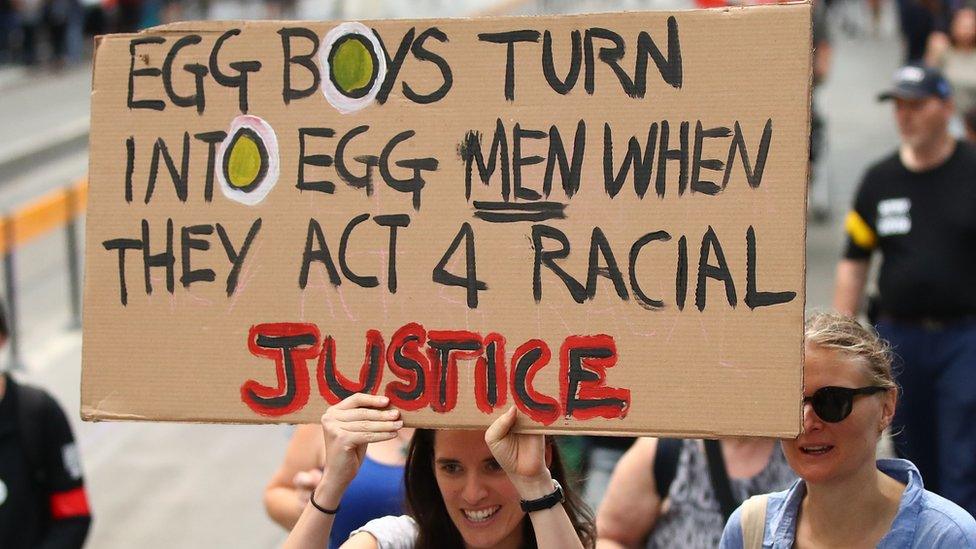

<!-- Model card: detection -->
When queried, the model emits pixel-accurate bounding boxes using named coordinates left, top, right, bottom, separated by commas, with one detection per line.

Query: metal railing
left=2, top=179, right=87, bottom=369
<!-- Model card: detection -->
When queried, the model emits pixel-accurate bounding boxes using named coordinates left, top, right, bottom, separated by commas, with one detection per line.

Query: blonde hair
left=805, top=311, right=897, bottom=390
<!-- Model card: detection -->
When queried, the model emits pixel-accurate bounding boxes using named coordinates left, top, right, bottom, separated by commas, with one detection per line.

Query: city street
left=0, top=1, right=904, bottom=546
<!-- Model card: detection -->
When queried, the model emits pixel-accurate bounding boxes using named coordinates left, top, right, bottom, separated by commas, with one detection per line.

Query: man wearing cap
left=834, top=64, right=976, bottom=517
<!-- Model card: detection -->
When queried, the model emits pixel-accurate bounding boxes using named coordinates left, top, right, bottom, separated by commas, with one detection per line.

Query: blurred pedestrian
left=79, top=0, right=103, bottom=37
left=1, top=0, right=14, bottom=63
left=925, top=3, right=976, bottom=117
left=265, top=0, right=297, bottom=19
left=833, top=64, right=976, bottom=517
left=264, top=423, right=411, bottom=549
left=810, top=0, right=834, bottom=221
left=720, top=313, right=976, bottom=547
left=897, top=0, right=952, bottom=63
left=0, top=305, right=92, bottom=548
left=114, top=0, right=139, bottom=33
left=15, top=0, right=44, bottom=66
left=44, top=0, right=82, bottom=68
left=596, top=438, right=795, bottom=548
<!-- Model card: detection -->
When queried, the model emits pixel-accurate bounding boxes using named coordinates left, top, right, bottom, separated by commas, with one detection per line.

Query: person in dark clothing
left=0, top=305, right=91, bottom=548
left=43, top=0, right=81, bottom=67
left=0, top=0, right=14, bottom=63
left=897, top=0, right=952, bottom=63
left=833, top=64, right=976, bottom=518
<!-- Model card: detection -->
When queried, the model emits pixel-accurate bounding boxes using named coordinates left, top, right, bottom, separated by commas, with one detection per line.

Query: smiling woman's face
left=783, top=344, right=896, bottom=486
left=433, top=430, right=525, bottom=549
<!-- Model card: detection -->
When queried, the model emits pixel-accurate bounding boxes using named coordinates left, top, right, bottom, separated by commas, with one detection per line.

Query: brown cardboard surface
left=83, top=4, right=810, bottom=437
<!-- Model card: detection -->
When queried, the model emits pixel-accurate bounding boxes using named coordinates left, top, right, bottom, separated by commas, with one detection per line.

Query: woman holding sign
left=283, top=394, right=595, bottom=549
left=720, top=312, right=976, bottom=548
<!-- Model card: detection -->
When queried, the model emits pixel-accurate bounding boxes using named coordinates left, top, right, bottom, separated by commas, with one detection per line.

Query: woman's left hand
left=485, top=406, right=553, bottom=498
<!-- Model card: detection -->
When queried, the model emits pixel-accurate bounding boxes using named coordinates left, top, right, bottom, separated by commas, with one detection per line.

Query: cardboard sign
left=82, top=4, right=810, bottom=437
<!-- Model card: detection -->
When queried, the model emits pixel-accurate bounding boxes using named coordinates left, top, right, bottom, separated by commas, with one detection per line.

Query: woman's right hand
left=285, top=395, right=400, bottom=549
left=317, top=393, right=402, bottom=499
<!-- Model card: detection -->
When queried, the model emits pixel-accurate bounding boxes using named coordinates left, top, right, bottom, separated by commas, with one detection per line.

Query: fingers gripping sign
left=316, top=393, right=402, bottom=506
left=485, top=407, right=554, bottom=497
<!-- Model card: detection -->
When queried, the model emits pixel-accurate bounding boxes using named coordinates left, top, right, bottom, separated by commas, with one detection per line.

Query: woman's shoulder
left=348, top=515, right=419, bottom=549
left=914, top=489, right=976, bottom=543
left=877, top=459, right=976, bottom=543
left=744, top=484, right=796, bottom=523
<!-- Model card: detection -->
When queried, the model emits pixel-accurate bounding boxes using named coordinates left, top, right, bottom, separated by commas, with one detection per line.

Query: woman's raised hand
left=286, top=394, right=400, bottom=549
left=319, top=393, right=402, bottom=494
left=485, top=406, right=553, bottom=498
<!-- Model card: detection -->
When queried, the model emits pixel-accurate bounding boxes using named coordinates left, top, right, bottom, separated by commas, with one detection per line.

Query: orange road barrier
left=0, top=179, right=87, bottom=254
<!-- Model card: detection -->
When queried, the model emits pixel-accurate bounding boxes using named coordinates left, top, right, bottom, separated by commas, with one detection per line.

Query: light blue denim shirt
left=720, top=459, right=976, bottom=548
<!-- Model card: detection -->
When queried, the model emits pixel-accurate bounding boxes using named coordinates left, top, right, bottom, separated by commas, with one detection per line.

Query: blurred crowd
left=916, top=0, right=976, bottom=140
left=882, top=0, right=976, bottom=140
left=0, top=0, right=297, bottom=68
left=0, top=0, right=88, bottom=67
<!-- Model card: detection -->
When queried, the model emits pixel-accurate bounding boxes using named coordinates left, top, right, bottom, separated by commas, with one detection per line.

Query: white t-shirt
left=349, top=515, right=419, bottom=549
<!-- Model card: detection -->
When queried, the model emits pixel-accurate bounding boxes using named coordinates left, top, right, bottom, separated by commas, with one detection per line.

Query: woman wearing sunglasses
left=720, top=312, right=976, bottom=548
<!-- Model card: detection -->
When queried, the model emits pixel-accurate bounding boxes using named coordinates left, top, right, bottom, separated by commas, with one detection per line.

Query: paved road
left=0, top=2, right=905, bottom=547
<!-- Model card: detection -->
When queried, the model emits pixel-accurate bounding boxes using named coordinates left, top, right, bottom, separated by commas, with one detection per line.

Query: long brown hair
left=403, top=429, right=596, bottom=549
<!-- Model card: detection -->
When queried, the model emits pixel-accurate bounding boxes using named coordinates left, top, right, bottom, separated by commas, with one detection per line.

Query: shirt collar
left=770, top=477, right=804, bottom=547
left=768, top=459, right=921, bottom=547
left=877, top=459, right=923, bottom=545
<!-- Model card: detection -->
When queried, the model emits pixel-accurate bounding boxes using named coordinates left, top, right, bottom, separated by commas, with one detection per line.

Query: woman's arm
left=284, top=394, right=403, bottom=549
left=264, top=424, right=324, bottom=530
left=485, top=407, right=584, bottom=549
left=595, top=438, right=662, bottom=548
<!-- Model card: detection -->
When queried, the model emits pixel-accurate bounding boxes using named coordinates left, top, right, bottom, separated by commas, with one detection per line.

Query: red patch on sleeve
left=50, top=487, right=91, bottom=519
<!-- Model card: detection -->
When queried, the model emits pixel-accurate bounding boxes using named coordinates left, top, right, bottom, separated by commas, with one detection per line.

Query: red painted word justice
left=240, top=322, right=631, bottom=425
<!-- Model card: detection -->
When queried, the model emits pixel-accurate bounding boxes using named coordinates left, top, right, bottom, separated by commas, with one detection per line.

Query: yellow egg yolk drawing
left=320, top=22, right=388, bottom=113
left=224, top=128, right=268, bottom=193
left=329, top=35, right=377, bottom=98
left=216, top=115, right=279, bottom=206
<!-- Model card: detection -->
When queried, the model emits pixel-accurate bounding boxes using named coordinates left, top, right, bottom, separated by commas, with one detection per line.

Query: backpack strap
left=703, top=439, right=738, bottom=521
left=10, top=376, right=48, bottom=485
left=740, top=494, right=769, bottom=549
left=652, top=438, right=682, bottom=500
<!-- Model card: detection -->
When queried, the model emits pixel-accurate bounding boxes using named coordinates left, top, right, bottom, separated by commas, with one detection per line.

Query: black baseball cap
left=878, top=65, right=952, bottom=102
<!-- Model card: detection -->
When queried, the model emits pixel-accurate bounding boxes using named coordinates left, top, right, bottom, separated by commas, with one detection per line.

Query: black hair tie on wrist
left=310, top=488, right=340, bottom=515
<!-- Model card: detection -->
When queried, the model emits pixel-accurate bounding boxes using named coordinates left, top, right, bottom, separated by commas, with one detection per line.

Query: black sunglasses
left=803, top=386, right=889, bottom=423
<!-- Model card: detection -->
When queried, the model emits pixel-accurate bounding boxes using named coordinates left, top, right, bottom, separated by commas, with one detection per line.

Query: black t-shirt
left=0, top=375, right=90, bottom=549
left=843, top=141, right=976, bottom=318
